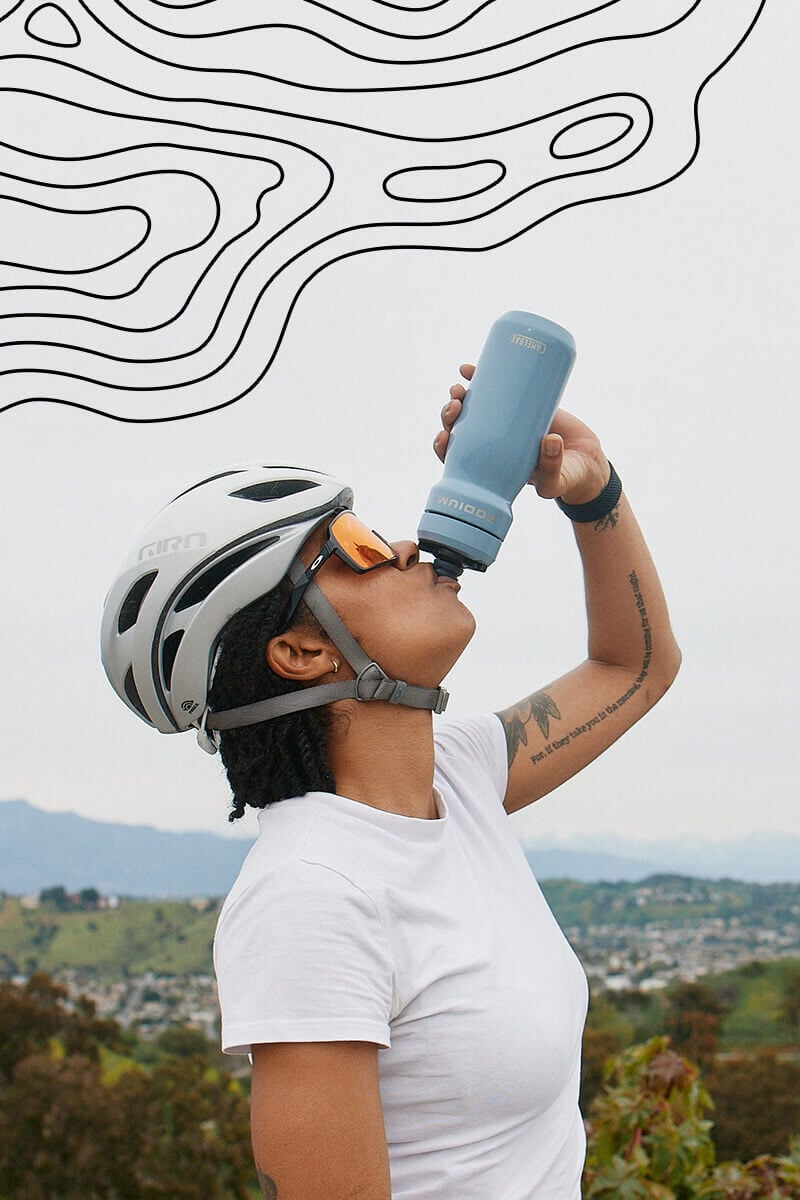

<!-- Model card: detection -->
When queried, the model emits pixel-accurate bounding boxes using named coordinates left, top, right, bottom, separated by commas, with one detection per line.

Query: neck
left=325, top=701, right=438, bottom=820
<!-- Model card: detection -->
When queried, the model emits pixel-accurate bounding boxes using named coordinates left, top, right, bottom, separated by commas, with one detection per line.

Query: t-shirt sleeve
left=434, top=711, right=508, bottom=807
left=214, top=857, right=394, bottom=1055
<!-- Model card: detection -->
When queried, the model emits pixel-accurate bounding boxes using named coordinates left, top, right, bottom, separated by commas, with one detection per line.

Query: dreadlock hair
left=207, top=576, right=338, bottom=822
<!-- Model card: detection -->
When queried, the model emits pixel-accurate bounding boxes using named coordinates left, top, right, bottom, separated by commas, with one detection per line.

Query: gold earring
left=331, top=659, right=339, bottom=674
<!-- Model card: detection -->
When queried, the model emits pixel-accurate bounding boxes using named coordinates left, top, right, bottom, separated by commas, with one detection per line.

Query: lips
left=436, top=576, right=461, bottom=593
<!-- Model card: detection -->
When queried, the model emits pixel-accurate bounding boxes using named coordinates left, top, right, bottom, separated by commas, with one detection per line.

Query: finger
left=460, top=363, right=475, bottom=381
left=433, top=429, right=449, bottom=462
left=531, top=434, right=564, bottom=498
left=441, top=395, right=462, bottom=431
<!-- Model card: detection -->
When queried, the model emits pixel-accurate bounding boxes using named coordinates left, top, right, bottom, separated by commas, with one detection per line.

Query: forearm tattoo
left=497, top=571, right=652, bottom=769
left=594, top=505, right=620, bottom=532
left=257, top=1167, right=278, bottom=1199
left=497, top=691, right=562, bottom=768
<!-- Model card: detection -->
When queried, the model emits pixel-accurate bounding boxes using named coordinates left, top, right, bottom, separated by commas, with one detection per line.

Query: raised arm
left=435, top=367, right=681, bottom=816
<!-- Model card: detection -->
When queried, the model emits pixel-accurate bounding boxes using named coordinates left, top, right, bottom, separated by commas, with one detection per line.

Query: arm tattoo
left=497, top=691, right=561, bottom=767
left=257, top=1167, right=278, bottom=1199
left=594, top=504, right=620, bottom=532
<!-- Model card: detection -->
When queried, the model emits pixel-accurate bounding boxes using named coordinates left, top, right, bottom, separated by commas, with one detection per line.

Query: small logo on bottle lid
left=510, top=333, right=546, bottom=353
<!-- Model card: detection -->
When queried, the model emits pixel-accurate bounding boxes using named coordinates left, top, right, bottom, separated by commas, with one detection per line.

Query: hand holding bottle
left=435, top=363, right=611, bottom=507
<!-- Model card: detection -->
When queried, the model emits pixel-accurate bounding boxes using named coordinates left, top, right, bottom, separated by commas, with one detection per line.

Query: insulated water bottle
left=417, top=310, right=576, bottom=578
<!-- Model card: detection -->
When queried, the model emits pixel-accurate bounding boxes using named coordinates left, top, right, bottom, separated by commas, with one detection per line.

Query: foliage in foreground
left=0, top=974, right=254, bottom=1200
left=2, top=976, right=800, bottom=1198
left=583, top=1037, right=800, bottom=1199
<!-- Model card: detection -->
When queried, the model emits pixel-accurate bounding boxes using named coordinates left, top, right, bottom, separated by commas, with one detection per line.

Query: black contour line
left=0, top=0, right=768, bottom=418
left=1, top=0, right=710, bottom=149
left=0, top=156, right=221, bottom=296
left=0, top=192, right=149, bottom=272
left=0, top=126, right=287, bottom=305
left=1, top=92, right=650, bottom=353
left=24, top=3, right=81, bottom=47
left=383, top=158, right=505, bottom=203
left=86, top=0, right=700, bottom=93
left=108, top=0, right=623, bottom=61
left=550, top=112, right=634, bottom=159
left=0, top=94, right=326, bottom=326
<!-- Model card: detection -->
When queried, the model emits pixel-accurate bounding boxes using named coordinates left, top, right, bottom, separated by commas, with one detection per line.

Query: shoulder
left=217, top=850, right=381, bottom=944
left=434, top=712, right=508, bottom=803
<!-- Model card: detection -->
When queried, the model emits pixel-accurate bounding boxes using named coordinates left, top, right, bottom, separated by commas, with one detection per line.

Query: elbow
left=666, top=638, right=683, bottom=687
left=652, top=639, right=682, bottom=700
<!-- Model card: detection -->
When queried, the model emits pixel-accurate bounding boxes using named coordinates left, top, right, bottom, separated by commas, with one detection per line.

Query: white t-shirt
left=214, top=712, right=589, bottom=1199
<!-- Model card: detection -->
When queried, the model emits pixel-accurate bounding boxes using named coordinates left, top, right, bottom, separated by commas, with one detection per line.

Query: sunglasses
left=283, top=510, right=397, bottom=627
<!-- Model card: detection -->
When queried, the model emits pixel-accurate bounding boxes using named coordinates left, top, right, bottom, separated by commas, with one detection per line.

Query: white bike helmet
left=101, top=465, right=448, bottom=755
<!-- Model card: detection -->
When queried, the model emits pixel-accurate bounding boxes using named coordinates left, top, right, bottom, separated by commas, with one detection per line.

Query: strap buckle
left=195, top=707, right=221, bottom=755
left=355, top=662, right=395, bottom=702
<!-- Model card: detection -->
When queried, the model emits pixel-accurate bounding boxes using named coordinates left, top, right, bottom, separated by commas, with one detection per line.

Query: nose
left=389, top=540, right=420, bottom=570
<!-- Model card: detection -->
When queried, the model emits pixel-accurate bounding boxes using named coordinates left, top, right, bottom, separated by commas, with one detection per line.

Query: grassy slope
left=0, top=897, right=218, bottom=977
left=540, top=876, right=799, bottom=929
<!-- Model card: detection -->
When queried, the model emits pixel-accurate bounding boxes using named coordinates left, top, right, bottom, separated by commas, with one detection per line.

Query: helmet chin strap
left=201, top=564, right=448, bottom=749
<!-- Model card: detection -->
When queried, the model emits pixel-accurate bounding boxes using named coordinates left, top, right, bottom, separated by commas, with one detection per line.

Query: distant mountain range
left=522, top=833, right=800, bottom=886
left=1, top=798, right=798, bottom=897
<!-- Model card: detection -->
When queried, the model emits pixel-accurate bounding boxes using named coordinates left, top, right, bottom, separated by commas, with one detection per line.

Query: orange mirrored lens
left=332, top=512, right=395, bottom=570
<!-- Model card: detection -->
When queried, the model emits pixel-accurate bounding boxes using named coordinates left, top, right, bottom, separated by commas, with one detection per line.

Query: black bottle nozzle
left=432, top=551, right=465, bottom=579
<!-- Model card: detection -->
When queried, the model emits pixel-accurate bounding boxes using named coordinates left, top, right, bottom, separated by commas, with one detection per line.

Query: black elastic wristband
left=555, top=462, right=622, bottom=523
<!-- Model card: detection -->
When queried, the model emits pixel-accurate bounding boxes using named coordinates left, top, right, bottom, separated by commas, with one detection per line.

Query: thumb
left=531, top=433, right=564, bottom=498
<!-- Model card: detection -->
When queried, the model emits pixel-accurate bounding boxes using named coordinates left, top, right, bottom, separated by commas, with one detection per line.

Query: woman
left=101, top=363, right=681, bottom=1199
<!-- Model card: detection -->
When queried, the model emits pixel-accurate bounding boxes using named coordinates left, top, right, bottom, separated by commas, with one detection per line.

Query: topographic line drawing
left=0, top=0, right=767, bottom=421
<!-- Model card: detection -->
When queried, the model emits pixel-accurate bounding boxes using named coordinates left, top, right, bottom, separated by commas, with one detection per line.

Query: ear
left=266, top=627, right=337, bottom=683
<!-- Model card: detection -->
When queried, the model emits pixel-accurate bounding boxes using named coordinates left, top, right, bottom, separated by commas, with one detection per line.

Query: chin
left=443, top=608, right=478, bottom=673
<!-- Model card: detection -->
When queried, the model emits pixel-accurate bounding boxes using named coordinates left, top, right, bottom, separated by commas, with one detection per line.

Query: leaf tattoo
left=498, top=691, right=561, bottom=767
left=257, top=1168, right=278, bottom=1199
left=594, top=505, right=620, bottom=532
left=529, top=692, right=561, bottom=739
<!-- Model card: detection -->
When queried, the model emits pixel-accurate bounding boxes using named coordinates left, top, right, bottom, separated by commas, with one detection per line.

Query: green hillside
left=0, top=896, right=219, bottom=978
left=712, top=958, right=799, bottom=1050
left=585, top=956, right=800, bottom=1052
left=540, top=875, right=800, bottom=929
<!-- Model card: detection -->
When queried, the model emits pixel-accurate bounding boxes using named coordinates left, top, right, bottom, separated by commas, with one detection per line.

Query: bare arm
left=250, top=1040, right=391, bottom=1200
left=436, top=371, right=681, bottom=815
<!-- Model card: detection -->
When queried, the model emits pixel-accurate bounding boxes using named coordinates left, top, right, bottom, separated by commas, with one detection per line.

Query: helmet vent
left=124, top=667, right=153, bottom=725
left=118, top=571, right=158, bottom=634
left=171, top=470, right=244, bottom=503
left=230, top=480, right=318, bottom=502
left=161, top=630, right=184, bottom=690
left=175, top=535, right=280, bottom=613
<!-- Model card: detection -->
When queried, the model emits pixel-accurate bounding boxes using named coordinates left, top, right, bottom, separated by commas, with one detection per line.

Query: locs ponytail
left=207, top=580, right=337, bottom=821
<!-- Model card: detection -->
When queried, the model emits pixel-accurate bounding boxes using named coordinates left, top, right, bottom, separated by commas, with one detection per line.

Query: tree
left=706, top=1052, right=800, bottom=1161
left=779, top=962, right=800, bottom=1033
left=0, top=972, right=255, bottom=1198
left=39, top=885, right=70, bottom=910
left=0, top=1051, right=255, bottom=1200
left=0, top=973, right=127, bottom=1083
left=155, top=1024, right=211, bottom=1061
left=665, top=982, right=724, bottom=1072
left=0, top=973, right=69, bottom=1083
left=581, top=1027, right=621, bottom=1114
left=79, top=887, right=100, bottom=909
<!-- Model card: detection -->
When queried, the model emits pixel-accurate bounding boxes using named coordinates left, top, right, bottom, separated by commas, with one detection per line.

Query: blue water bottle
left=418, top=310, right=576, bottom=577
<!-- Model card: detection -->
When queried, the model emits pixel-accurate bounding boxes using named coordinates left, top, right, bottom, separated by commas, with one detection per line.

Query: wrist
left=557, top=457, right=611, bottom=506
left=556, top=461, right=622, bottom=523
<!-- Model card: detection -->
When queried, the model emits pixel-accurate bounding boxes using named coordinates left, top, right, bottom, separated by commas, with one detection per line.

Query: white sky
left=1, top=0, right=797, bottom=847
